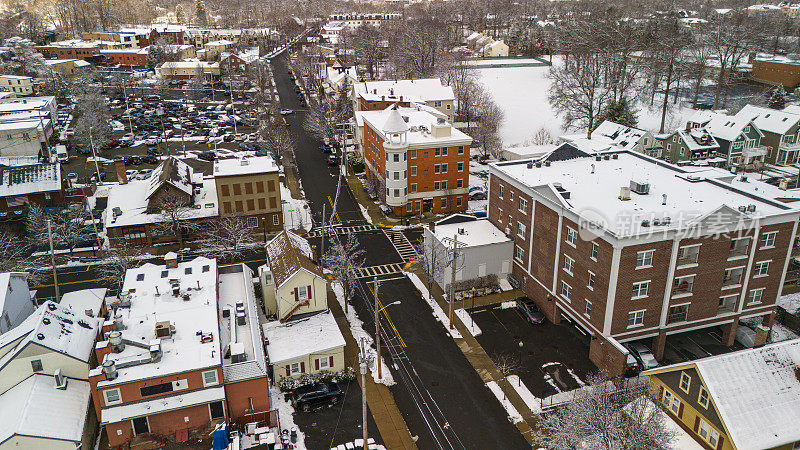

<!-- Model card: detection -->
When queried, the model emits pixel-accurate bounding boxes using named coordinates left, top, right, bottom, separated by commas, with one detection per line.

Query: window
left=698, top=387, right=709, bottom=409
left=747, top=288, right=764, bottom=305
left=519, top=198, right=527, bottom=212
left=393, top=153, right=399, bottom=162
left=563, top=255, right=575, bottom=275
left=517, top=222, right=526, bottom=238
left=409, top=149, right=417, bottom=158
left=442, top=147, right=448, bottom=156
left=410, top=166, right=417, bottom=176
left=273, top=214, right=280, bottom=226
left=698, top=420, right=720, bottom=448
left=457, top=179, right=463, bottom=188
left=673, top=275, right=695, bottom=295
left=202, top=370, right=219, bottom=387
left=730, top=237, right=750, bottom=257
left=442, top=163, right=448, bottom=173
left=753, top=260, right=770, bottom=277
left=185, top=267, right=193, bottom=275
left=498, top=208, right=503, bottom=221
left=30, top=359, right=43, bottom=372
left=723, top=267, right=743, bottom=287
left=220, top=184, right=230, bottom=196
left=668, top=304, right=689, bottom=324
left=636, top=250, right=654, bottom=268
left=677, top=244, right=700, bottom=265
left=584, top=300, right=592, bottom=317
left=565, top=227, right=577, bottom=246
left=103, top=388, right=122, bottom=406
left=632, top=281, right=649, bottom=299
left=499, top=185, right=504, bottom=199
left=434, top=181, right=440, bottom=190
left=587, top=271, right=595, bottom=289
left=679, top=372, right=691, bottom=392
left=760, top=231, right=777, bottom=249
left=394, top=189, right=400, bottom=197
left=434, top=100, right=441, bottom=107
left=317, top=356, right=330, bottom=369
left=435, top=148, right=441, bottom=156
left=434, top=164, right=440, bottom=174
left=627, top=310, right=645, bottom=327
left=514, top=245, right=525, bottom=262
left=410, top=183, right=417, bottom=193
left=457, top=162, right=464, bottom=172
left=210, top=401, right=225, bottom=419
left=591, top=242, right=599, bottom=260
left=456, top=196, right=463, bottom=207
left=297, top=285, right=310, bottom=301
left=561, top=282, right=572, bottom=301
left=458, top=146, right=464, bottom=154
left=136, top=273, right=145, bottom=281
left=393, top=172, right=400, bottom=180
left=441, top=197, right=447, bottom=208
left=289, top=362, right=301, bottom=374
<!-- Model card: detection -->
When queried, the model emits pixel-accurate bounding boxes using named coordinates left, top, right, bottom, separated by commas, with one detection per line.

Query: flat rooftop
left=491, top=152, right=796, bottom=237
left=433, top=219, right=510, bottom=249
left=214, top=155, right=278, bottom=177
left=354, top=78, right=455, bottom=102
left=94, top=257, right=220, bottom=387
left=263, top=310, right=345, bottom=365
left=360, top=107, right=472, bottom=147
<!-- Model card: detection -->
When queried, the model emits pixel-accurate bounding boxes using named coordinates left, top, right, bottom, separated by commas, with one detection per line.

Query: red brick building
left=99, top=48, right=148, bottom=68
left=359, top=106, right=472, bottom=216
left=89, top=256, right=272, bottom=448
left=487, top=149, right=800, bottom=377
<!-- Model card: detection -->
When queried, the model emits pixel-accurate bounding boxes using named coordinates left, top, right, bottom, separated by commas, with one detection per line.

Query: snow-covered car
left=736, top=325, right=756, bottom=348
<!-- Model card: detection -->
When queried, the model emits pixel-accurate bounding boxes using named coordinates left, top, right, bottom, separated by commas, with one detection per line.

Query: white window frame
left=591, top=242, right=599, bottom=260
left=561, top=281, right=572, bottom=301
left=632, top=281, right=650, bottom=299
left=587, top=271, right=595, bottom=290
left=202, top=369, right=219, bottom=387
left=289, top=362, right=301, bottom=375
left=498, top=185, right=504, bottom=199
left=563, top=254, right=575, bottom=275
left=584, top=299, right=592, bottom=317
left=760, top=231, right=777, bottom=249
left=679, top=372, right=691, bottom=393
left=519, top=197, right=527, bottom=212
left=514, top=245, right=524, bottom=262
left=318, top=356, right=331, bottom=369
left=517, top=222, right=526, bottom=239
left=698, top=386, right=709, bottom=409
left=753, top=260, right=770, bottom=277
left=297, top=285, right=310, bottom=301
left=636, top=250, right=654, bottom=268
left=627, top=309, right=645, bottom=328
left=747, top=287, right=765, bottom=305
left=565, top=227, right=577, bottom=247
left=103, top=388, right=122, bottom=406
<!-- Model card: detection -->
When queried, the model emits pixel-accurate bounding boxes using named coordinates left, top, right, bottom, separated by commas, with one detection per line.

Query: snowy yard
left=477, top=57, right=698, bottom=148
left=280, top=182, right=313, bottom=232
left=269, top=385, right=307, bottom=450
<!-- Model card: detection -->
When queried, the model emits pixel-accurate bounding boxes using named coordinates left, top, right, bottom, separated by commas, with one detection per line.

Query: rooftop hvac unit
left=155, top=321, right=175, bottom=338
left=544, top=161, right=551, bottom=167
left=619, top=186, right=631, bottom=201
left=738, top=206, right=747, bottom=213
left=102, top=359, right=118, bottom=381
left=527, top=162, right=533, bottom=169
left=109, top=330, right=125, bottom=352
left=230, top=342, right=247, bottom=363
left=641, top=220, right=650, bottom=227
left=629, top=180, right=650, bottom=195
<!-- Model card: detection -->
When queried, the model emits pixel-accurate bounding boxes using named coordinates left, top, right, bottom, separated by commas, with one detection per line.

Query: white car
left=280, top=109, right=293, bottom=115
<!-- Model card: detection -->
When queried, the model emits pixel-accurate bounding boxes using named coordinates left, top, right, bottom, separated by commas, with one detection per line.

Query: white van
left=55, top=145, right=69, bottom=163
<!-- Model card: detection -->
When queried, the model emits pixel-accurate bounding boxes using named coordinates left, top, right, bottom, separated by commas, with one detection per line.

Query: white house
left=0, top=272, right=35, bottom=334
left=0, top=76, right=34, bottom=97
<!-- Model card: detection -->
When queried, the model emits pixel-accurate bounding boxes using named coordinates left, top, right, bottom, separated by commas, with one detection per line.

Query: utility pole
left=320, top=203, right=326, bottom=269
left=47, top=219, right=60, bottom=302
left=360, top=337, right=368, bottom=450
left=89, top=127, right=101, bottom=184
left=37, top=109, right=51, bottom=162
left=449, top=233, right=458, bottom=330
left=374, top=276, right=381, bottom=379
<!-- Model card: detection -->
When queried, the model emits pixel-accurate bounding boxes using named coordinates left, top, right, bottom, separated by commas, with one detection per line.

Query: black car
left=141, top=155, right=159, bottom=164
left=146, top=147, right=161, bottom=156
left=515, top=297, right=545, bottom=324
left=124, top=156, right=142, bottom=166
left=289, top=382, right=343, bottom=412
left=198, top=151, right=216, bottom=161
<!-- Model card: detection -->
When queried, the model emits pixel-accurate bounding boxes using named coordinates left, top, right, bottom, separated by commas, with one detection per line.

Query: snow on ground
left=769, top=323, right=800, bottom=343
left=269, top=385, right=307, bottom=450
left=506, top=375, right=542, bottom=414
left=405, top=272, right=462, bottom=339
left=477, top=56, right=698, bottom=147
left=332, top=282, right=395, bottom=386
left=501, top=301, right=516, bottom=309
left=455, top=308, right=481, bottom=337
left=486, top=380, right=523, bottom=423
left=280, top=182, right=313, bottom=232
left=358, top=203, right=373, bottom=224
left=467, top=58, right=547, bottom=67
left=778, top=292, right=800, bottom=314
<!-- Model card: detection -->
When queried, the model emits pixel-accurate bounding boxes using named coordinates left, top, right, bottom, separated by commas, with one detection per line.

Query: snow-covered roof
left=102, top=386, right=225, bottom=424
left=432, top=218, right=511, bottom=249
left=360, top=106, right=472, bottom=148
left=263, top=310, right=345, bottom=364
left=264, top=231, right=322, bottom=290
left=0, top=75, right=31, bottom=81
left=0, top=374, right=90, bottom=444
left=0, top=272, right=31, bottom=328
left=676, top=127, right=719, bottom=151
left=93, top=257, right=220, bottom=387
left=326, top=65, right=357, bottom=88
left=650, top=340, right=800, bottom=449
left=705, top=112, right=762, bottom=142
left=147, top=156, right=199, bottom=199
left=158, top=60, right=219, bottom=70
left=489, top=151, right=795, bottom=238
left=205, top=39, right=234, bottom=47
left=217, top=264, right=267, bottom=383
left=736, top=104, right=800, bottom=135
left=0, top=300, right=100, bottom=369
left=59, top=288, right=107, bottom=318
left=214, top=155, right=278, bottom=177
left=354, top=78, right=455, bottom=103
left=591, top=120, right=650, bottom=151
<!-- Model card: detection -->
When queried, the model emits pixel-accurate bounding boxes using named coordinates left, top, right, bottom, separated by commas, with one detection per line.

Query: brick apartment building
left=37, top=39, right=102, bottom=61
left=99, top=48, right=149, bottom=68
left=750, top=53, right=800, bottom=89
left=214, top=155, right=283, bottom=234
left=359, top=106, right=472, bottom=216
left=352, top=78, right=456, bottom=122
left=487, top=149, right=800, bottom=377
left=89, top=255, right=271, bottom=448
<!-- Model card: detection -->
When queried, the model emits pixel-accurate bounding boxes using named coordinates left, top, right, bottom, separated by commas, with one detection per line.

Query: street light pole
left=47, top=218, right=60, bottom=302
left=449, top=233, right=458, bottom=329
left=89, top=127, right=101, bottom=185
left=360, top=337, right=368, bottom=450
left=374, top=276, right=380, bottom=380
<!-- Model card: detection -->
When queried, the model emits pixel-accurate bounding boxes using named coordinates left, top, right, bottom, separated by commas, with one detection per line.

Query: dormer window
left=161, top=270, right=168, bottom=278
left=185, top=267, right=192, bottom=275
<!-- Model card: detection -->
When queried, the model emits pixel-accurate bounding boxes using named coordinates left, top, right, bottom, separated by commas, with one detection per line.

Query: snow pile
left=454, top=308, right=481, bottom=337
left=332, top=283, right=395, bottom=386
left=486, top=381, right=523, bottom=423
left=769, top=323, right=800, bottom=343
left=270, top=385, right=307, bottom=450
left=358, top=203, right=373, bottom=224
left=501, top=301, right=516, bottom=309
left=280, top=182, right=313, bottom=232
left=778, top=292, right=800, bottom=315
left=405, top=272, right=462, bottom=339
left=506, top=375, right=542, bottom=414
left=332, top=439, right=385, bottom=450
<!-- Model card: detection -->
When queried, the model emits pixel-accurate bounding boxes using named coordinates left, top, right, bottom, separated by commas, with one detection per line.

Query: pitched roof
left=146, top=156, right=195, bottom=200
left=264, top=231, right=323, bottom=289
left=704, top=112, right=762, bottom=142
left=736, top=104, right=800, bottom=135
left=382, top=107, right=410, bottom=134
left=592, top=120, right=650, bottom=151
left=676, top=127, right=719, bottom=151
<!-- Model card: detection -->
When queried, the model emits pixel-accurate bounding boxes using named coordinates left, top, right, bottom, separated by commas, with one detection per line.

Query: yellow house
left=262, top=231, right=327, bottom=321
left=643, top=340, right=800, bottom=450
left=482, top=40, right=509, bottom=57
left=157, top=61, right=220, bottom=79
left=263, top=310, right=346, bottom=381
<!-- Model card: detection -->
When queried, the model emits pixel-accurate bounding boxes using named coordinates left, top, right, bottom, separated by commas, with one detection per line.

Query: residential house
left=423, top=214, right=513, bottom=292
left=698, top=111, right=767, bottom=168
left=562, top=120, right=660, bottom=157
left=657, top=124, right=721, bottom=164
left=352, top=78, right=456, bottom=122
left=220, top=48, right=260, bottom=73
left=487, top=148, right=800, bottom=377
left=199, top=40, right=234, bottom=61
left=644, top=340, right=800, bottom=450
left=45, top=59, right=92, bottom=78
left=324, top=62, right=358, bottom=94
left=261, top=231, right=327, bottom=322
left=0, top=163, right=65, bottom=211
left=149, top=25, right=189, bottom=46
left=0, top=272, right=35, bottom=334
left=163, top=44, right=197, bottom=61
left=0, top=300, right=100, bottom=449
left=359, top=106, right=473, bottom=216
left=81, top=31, right=148, bottom=49
left=213, top=155, right=283, bottom=235
left=0, top=76, right=33, bottom=96
left=481, top=40, right=509, bottom=57
left=89, top=255, right=270, bottom=449
left=736, top=104, right=800, bottom=166
left=158, top=61, right=220, bottom=80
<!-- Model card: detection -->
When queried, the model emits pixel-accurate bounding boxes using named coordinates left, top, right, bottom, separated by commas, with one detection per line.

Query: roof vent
left=47, top=303, right=57, bottom=311
left=155, top=321, right=175, bottom=338
left=747, top=204, right=756, bottom=212
left=595, top=156, right=602, bottom=161
left=591, top=163, right=595, bottom=174
left=619, top=186, right=631, bottom=201
left=102, top=359, right=117, bottom=381
left=738, top=206, right=747, bottom=213
left=43, top=317, right=51, bottom=325
left=641, top=220, right=650, bottom=227
left=603, top=155, right=610, bottom=160
left=54, top=368, right=67, bottom=390
left=109, top=330, right=125, bottom=352
left=612, top=154, right=619, bottom=159
left=527, top=162, right=533, bottom=169
left=36, top=333, right=45, bottom=340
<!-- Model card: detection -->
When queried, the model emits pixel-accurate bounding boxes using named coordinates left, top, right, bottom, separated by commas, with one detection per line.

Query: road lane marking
left=366, top=281, right=407, bottom=348
left=327, top=196, right=342, bottom=224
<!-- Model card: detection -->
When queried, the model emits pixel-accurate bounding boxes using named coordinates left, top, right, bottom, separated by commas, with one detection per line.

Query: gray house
left=422, top=214, right=513, bottom=292
left=697, top=111, right=766, bottom=169
left=0, top=272, right=35, bottom=334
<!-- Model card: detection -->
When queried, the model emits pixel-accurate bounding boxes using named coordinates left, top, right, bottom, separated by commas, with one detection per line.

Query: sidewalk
left=328, top=285, right=418, bottom=450
left=407, top=266, right=542, bottom=446
left=345, top=173, right=445, bottom=228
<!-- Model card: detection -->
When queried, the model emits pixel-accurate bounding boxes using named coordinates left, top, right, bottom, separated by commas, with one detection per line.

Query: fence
left=776, top=307, right=800, bottom=334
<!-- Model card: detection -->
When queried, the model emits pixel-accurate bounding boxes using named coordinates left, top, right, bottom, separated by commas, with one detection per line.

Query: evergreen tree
left=768, top=86, right=787, bottom=110
left=595, top=98, right=638, bottom=130
left=175, top=5, right=186, bottom=24
left=195, top=0, right=208, bottom=26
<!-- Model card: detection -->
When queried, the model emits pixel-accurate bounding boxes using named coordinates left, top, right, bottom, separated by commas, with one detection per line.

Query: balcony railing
left=779, top=141, right=800, bottom=152
left=677, top=254, right=699, bottom=266
left=729, top=247, right=749, bottom=258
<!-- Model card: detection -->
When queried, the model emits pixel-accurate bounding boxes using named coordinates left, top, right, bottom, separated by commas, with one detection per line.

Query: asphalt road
left=271, top=54, right=529, bottom=449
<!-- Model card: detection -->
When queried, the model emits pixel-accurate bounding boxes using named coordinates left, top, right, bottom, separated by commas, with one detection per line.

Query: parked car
left=469, top=190, right=487, bottom=201
left=124, top=156, right=142, bottom=166
left=89, top=172, right=107, bottom=183
left=515, top=297, right=544, bottom=324
left=198, top=151, right=216, bottom=161
left=255, top=150, right=270, bottom=157
left=289, top=382, right=344, bottom=412
left=141, top=155, right=159, bottom=164
left=626, top=342, right=659, bottom=370
left=146, top=147, right=162, bottom=156
left=327, top=155, right=337, bottom=166
left=66, top=173, right=78, bottom=183
left=624, top=353, right=640, bottom=378
left=280, top=109, right=293, bottom=115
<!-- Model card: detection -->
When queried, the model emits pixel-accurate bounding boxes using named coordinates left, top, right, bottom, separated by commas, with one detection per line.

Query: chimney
left=662, top=194, right=667, bottom=205
left=686, top=122, right=691, bottom=132
left=373, top=88, right=376, bottom=94
left=381, top=95, right=385, bottom=101
left=428, top=221, right=435, bottom=231
left=399, top=95, right=403, bottom=102
left=115, top=159, right=127, bottom=184
left=164, top=251, right=178, bottom=269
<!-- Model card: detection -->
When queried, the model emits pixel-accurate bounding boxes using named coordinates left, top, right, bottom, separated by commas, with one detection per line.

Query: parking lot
left=659, top=327, right=745, bottom=366
left=468, top=304, right=597, bottom=400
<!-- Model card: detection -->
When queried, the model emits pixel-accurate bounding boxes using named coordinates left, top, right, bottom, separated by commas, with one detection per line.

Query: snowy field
left=476, top=57, right=698, bottom=148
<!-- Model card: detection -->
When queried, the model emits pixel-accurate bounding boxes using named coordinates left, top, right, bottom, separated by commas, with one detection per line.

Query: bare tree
left=188, top=65, right=206, bottom=102
left=322, top=232, right=366, bottom=314
left=0, top=36, right=46, bottom=77
left=389, top=17, right=452, bottom=78
left=549, top=52, right=612, bottom=135
left=153, top=194, right=200, bottom=249
left=26, top=205, right=95, bottom=255
left=473, top=89, right=504, bottom=159
left=350, top=24, right=385, bottom=80
left=418, top=234, right=453, bottom=295
left=530, top=127, right=554, bottom=146
left=0, top=229, right=30, bottom=272
left=97, top=240, right=145, bottom=291
left=705, top=13, right=755, bottom=110
left=198, top=215, right=260, bottom=261
left=259, top=123, right=295, bottom=168
left=535, top=375, right=676, bottom=450
left=73, top=84, right=111, bottom=150
left=645, top=18, right=690, bottom=133
left=493, top=352, right=522, bottom=400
